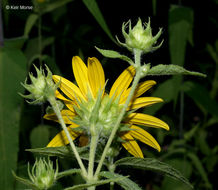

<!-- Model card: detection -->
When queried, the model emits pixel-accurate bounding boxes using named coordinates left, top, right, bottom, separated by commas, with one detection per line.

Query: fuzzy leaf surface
left=100, top=171, right=142, bottom=190
left=95, top=47, right=134, bottom=65
left=147, top=64, right=206, bottom=77
left=115, top=157, right=193, bottom=188
left=64, top=175, right=125, bottom=190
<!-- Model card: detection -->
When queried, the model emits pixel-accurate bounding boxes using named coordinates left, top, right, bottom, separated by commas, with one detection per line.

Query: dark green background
left=0, top=0, right=217, bottom=189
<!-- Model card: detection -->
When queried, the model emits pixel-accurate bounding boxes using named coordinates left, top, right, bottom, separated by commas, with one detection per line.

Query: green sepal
left=12, top=171, right=38, bottom=190
left=115, top=157, right=193, bottom=189
left=147, top=64, right=206, bottom=77
left=99, top=171, right=142, bottom=190
left=95, top=47, right=134, bottom=65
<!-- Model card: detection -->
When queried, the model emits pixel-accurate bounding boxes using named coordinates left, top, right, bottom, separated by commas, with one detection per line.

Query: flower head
left=20, top=65, right=58, bottom=104
left=117, top=18, right=163, bottom=53
left=44, top=56, right=169, bottom=158
left=28, top=158, right=58, bottom=190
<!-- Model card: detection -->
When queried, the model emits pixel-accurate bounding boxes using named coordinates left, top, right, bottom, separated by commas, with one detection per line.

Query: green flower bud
left=20, top=65, right=58, bottom=104
left=117, top=18, right=163, bottom=53
left=28, top=158, right=58, bottom=190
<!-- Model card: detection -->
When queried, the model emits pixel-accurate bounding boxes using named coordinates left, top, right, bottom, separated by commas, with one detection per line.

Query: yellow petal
left=47, top=125, right=80, bottom=147
left=109, top=66, right=135, bottom=99
left=127, top=97, right=163, bottom=111
left=55, top=90, right=76, bottom=111
left=120, top=80, right=156, bottom=104
left=120, top=132, right=144, bottom=158
left=53, top=75, right=85, bottom=101
left=43, top=110, right=76, bottom=124
left=125, top=113, right=169, bottom=130
left=72, top=56, right=92, bottom=97
left=88, top=57, right=105, bottom=97
left=130, top=125, right=161, bottom=152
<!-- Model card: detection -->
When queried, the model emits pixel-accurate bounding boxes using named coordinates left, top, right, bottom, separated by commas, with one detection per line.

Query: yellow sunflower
left=44, top=56, right=169, bottom=158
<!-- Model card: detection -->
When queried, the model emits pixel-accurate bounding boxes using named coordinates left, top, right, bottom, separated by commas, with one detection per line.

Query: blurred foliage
left=0, top=0, right=217, bottom=189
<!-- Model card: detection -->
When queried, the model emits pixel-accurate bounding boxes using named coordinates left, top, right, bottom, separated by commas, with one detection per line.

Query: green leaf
left=0, top=47, right=27, bottom=190
left=206, top=43, right=218, bottom=64
left=95, top=47, right=134, bottom=65
left=100, top=171, right=142, bottom=190
left=82, top=0, right=115, bottom=42
left=169, top=5, right=194, bottom=66
left=40, top=0, right=73, bottom=14
left=115, top=157, right=193, bottom=188
left=24, top=14, right=38, bottom=37
left=57, top=169, right=81, bottom=180
left=64, top=175, right=125, bottom=190
left=161, top=158, right=192, bottom=190
left=12, top=171, right=38, bottom=190
left=30, top=125, right=50, bottom=148
left=27, top=146, right=91, bottom=160
left=187, top=153, right=212, bottom=188
left=147, top=64, right=206, bottom=77
left=4, top=36, right=27, bottom=49
left=182, top=81, right=218, bottom=117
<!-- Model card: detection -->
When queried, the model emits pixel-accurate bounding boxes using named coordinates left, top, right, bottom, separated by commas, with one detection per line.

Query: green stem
left=87, top=132, right=99, bottom=182
left=48, top=96, right=87, bottom=177
left=94, top=49, right=143, bottom=178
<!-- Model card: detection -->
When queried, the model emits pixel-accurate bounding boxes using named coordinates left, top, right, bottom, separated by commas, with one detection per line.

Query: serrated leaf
left=12, top=171, right=38, bottom=190
left=147, top=64, right=206, bottom=77
left=26, top=146, right=89, bottom=159
left=100, top=171, right=142, bottom=190
left=95, top=47, right=134, bottom=65
left=64, top=175, right=125, bottom=190
left=115, top=157, right=193, bottom=188
left=57, top=169, right=81, bottom=180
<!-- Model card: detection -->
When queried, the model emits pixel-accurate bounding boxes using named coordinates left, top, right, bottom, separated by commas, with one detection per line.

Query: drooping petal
left=130, top=125, right=161, bottom=152
left=125, top=113, right=169, bottom=130
left=120, top=132, right=144, bottom=158
left=109, top=66, right=135, bottom=99
left=43, top=110, right=76, bottom=124
left=88, top=57, right=105, bottom=97
left=47, top=124, right=81, bottom=147
left=127, top=97, right=163, bottom=111
left=120, top=80, right=156, bottom=104
left=53, top=75, right=85, bottom=101
left=72, top=56, right=92, bottom=97
left=55, top=90, right=76, bottom=111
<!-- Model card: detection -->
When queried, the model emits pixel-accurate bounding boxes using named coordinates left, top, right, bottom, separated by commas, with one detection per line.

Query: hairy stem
left=87, top=132, right=98, bottom=184
left=94, top=49, right=143, bottom=178
left=48, top=97, right=87, bottom=177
